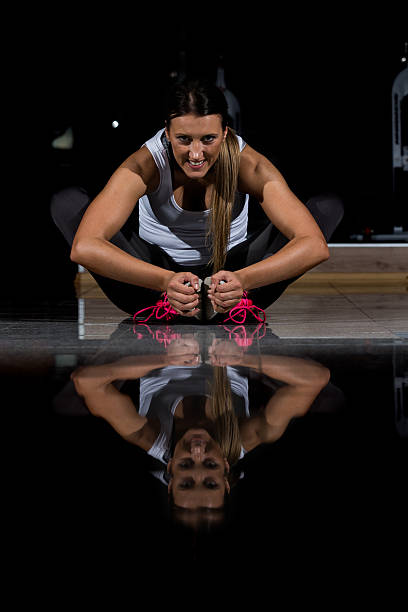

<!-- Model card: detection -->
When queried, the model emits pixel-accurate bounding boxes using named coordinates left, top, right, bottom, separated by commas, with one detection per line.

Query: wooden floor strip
left=74, top=271, right=408, bottom=298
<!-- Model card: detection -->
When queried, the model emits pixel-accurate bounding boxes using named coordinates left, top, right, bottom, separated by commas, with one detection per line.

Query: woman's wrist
left=234, top=269, right=248, bottom=292
left=160, top=270, right=176, bottom=293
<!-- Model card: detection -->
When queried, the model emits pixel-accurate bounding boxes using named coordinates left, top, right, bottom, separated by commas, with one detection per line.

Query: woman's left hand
left=166, top=335, right=201, bottom=366
left=208, top=338, right=244, bottom=366
left=207, top=270, right=244, bottom=313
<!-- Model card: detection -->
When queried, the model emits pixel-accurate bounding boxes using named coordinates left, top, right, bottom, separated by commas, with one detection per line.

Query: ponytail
left=209, top=365, right=242, bottom=469
left=207, top=128, right=240, bottom=273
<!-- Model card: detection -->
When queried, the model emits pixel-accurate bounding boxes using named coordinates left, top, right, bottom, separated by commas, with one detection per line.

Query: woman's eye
left=204, top=480, right=218, bottom=489
left=176, top=136, right=215, bottom=143
left=179, top=460, right=193, bottom=469
left=180, top=480, right=194, bottom=489
left=204, top=460, right=218, bottom=469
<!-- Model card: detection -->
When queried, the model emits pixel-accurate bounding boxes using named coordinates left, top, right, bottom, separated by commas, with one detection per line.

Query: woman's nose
left=191, top=440, right=205, bottom=460
left=189, top=142, right=203, bottom=159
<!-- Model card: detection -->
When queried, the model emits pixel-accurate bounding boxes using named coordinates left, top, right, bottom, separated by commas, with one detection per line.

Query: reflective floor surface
left=3, top=297, right=407, bottom=588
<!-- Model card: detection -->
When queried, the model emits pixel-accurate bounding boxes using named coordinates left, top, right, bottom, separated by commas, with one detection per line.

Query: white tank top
left=138, top=129, right=249, bottom=265
left=138, top=363, right=249, bottom=485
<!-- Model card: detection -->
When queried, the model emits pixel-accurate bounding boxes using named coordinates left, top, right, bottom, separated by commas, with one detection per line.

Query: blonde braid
left=209, top=366, right=242, bottom=468
left=207, top=128, right=241, bottom=273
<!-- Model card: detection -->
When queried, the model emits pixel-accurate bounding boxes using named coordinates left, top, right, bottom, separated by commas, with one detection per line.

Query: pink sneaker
left=133, top=293, right=179, bottom=323
left=222, top=292, right=266, bottom=325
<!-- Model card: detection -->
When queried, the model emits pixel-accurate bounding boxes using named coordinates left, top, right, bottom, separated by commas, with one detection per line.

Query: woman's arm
left=239, top=355, right=331, bottom=450
left=70, top=147, right=175, bottom=292
left=70, top=355, right=173, bottom=447
left=235, top=144, right=330, bottom=291
left=71, top=147, right=202, bottom=315
left=71, top=364, right=148, bottom=442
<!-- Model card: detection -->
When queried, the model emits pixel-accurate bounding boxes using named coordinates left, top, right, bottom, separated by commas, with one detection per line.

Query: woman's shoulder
left=238, top=142, right=284, bottom=196
left=119, top=141, right=160, bottom=192
left=123, top=416, right=161, bottom=452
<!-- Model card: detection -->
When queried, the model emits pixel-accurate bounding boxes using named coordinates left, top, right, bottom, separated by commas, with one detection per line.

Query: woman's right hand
left=165, top=272, right=201, bottom=317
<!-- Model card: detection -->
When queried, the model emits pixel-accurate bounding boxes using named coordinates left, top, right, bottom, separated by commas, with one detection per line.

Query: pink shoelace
left=133, top=323, right=182, bottom=348
left=133, top=291, right=265, bottom=325
left=133, top=323, right=266, bottom=348
left=133, top=293, right=178, bottom=323
left=222, top=292, right=266, bottom=324
left=220, top=322, right=266, bottom=347
left=132, top=322, right=266, bottom=350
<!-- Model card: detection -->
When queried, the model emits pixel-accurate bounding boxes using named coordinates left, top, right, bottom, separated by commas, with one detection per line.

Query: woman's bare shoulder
left=238, top=144, right=284, bottom=197
left=239, top=143, right=282, bottom=177
left=119, top=145, right=160, bottom=192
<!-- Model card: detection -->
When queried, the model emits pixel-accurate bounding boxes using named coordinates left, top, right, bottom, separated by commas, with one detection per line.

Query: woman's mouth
left=186, top=159, right=206, bottom=170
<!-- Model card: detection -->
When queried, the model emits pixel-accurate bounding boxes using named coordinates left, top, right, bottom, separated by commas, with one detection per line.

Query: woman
left=70, top=330, right=332, bottom=528
left=51, top=79, right=344, bottom=323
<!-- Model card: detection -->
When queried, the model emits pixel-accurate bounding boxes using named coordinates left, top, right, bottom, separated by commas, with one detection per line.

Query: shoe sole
left=203, top=277, right=228, bottom=321
left=202, top=277, right=219, bottom=321
left=185, top=279, right=204, bottom=321
left=186, top=278, right=225, bottom=322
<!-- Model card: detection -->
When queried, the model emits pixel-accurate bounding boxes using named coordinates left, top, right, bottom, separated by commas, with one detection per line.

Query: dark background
left=4, top=14, right=407, bottom=300
left=4, top=13, right=407, bottom=583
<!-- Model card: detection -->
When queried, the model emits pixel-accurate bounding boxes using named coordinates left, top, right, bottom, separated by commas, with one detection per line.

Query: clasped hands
left=166, top=335, right=245, bottom=366
left=165, top=270, right=244, bottom=317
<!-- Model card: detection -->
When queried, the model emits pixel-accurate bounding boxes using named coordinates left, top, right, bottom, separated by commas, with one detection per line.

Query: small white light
left=112, top=120, right=119, bottom=128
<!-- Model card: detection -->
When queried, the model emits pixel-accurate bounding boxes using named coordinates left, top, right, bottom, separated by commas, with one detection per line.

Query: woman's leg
left=225, top=192, right=344, bottom=309
left=50, top=186, right=175, bottom=314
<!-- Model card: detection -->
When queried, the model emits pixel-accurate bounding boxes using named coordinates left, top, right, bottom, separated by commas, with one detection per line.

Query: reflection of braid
left=209, top=366, right=242, bottom=467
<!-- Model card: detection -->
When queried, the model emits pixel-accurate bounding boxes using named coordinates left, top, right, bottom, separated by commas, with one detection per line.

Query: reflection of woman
left=51, top=79, right=343, bottom=322
left=71, top=336, right=330, bottom=526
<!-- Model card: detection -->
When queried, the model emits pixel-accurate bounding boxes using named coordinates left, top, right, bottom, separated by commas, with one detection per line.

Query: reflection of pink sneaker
left=220, top=322, right=267, bottom=347
left=133, top=293, right=179, bottom=323
left=222, top=292, right=266, bottom=324
left=133, top=323, right=182, bottom=348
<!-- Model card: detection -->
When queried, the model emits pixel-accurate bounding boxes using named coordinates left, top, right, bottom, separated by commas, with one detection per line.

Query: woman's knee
left=50, top=186, right=90, bottom=226
left=307, top=192, right=344, bottom=222
left=305, top=192, right=344, bottom=240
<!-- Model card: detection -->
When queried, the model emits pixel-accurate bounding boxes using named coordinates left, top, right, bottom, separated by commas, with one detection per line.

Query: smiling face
left=165, top=113, right=228, bottom=179
left=167, top=428, right=230, bottom=509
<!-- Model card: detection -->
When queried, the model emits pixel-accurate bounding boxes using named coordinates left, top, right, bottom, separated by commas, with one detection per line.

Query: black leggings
left=50, top=187, right=344, bottom=315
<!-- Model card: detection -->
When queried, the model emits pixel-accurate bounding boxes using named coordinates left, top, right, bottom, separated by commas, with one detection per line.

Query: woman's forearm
left=71, top=355, right=170, bottom=391
left=241, top=353, right=331, bottom=387
left=236, top=235, right=329, bottom=291
left=71, top=237, right=174, bottom=292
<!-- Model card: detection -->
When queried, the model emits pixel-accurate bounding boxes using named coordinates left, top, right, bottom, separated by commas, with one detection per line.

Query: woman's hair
left=209, top=366, right=242, bottom=470
left=167, top=367, right=242, bottom=529
left=165, top=79, right=241, bottom=273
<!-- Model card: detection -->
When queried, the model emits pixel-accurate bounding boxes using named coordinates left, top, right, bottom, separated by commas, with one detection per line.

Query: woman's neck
left=174, top=396, right=213, bottom=421
left=172, top=164, right=216, bottom=190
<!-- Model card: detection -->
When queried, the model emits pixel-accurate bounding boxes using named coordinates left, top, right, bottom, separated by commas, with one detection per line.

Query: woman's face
left=167, top=428, right=230, bottom=509
left=165, top=113, right=228, bottom=179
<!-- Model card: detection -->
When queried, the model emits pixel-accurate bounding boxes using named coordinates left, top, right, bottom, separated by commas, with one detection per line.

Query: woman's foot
left=133, top=293, right=180, bottom=323
left=202, top=277, right=266, bottom=325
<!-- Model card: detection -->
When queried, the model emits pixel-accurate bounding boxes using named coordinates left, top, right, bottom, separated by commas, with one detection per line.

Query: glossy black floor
left=3, top=297, right=407, bottom=585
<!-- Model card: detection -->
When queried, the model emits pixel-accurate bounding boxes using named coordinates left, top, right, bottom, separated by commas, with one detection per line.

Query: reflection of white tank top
left=138, top=129, right=249, bottom=265
left=138, top=364, right=249, bottom=484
